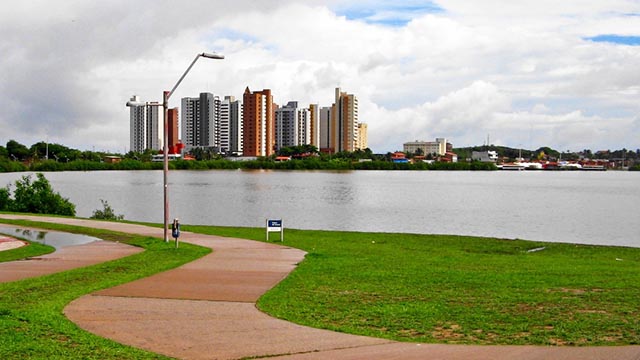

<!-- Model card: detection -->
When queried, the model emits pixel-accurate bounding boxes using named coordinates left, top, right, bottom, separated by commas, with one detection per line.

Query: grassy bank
left=0, top=219, right=210, bottom=359
left=0, top=236, right=54, bottom=263
left=185, top=225, right=640, bottom=346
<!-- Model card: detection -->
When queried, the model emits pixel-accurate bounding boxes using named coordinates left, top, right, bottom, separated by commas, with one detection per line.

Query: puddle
left=0, top=226, right=101, bottom=249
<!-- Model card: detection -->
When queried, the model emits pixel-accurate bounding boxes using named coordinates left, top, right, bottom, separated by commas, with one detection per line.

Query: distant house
left=391, top=152, right=408, bottom=163
left=472, top=151, right=498, bottom=162
left=441, top=152, right=458, bottom=163
left=103, top=156, right=122, bottom=164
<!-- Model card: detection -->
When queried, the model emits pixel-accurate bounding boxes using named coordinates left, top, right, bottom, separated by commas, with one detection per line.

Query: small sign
left=267, top=219, right=282, bottom=230
left=266, top=219, right=284, bottom=242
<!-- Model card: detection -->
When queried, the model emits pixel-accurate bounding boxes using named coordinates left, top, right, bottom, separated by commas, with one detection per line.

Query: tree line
left=2, top=140, right=638, bottom=172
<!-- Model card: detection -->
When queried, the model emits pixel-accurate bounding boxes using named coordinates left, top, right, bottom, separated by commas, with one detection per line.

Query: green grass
left=0, top=217, right=638, bottom=356
left=184, top=225, right=640, bottom=346
left=0, top=218, right=211, bottom=359
left=0, top=238, right=54, bottom=263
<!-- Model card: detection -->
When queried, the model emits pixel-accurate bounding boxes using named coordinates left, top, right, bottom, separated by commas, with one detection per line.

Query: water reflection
left=0, top=226, right=101, bottom=249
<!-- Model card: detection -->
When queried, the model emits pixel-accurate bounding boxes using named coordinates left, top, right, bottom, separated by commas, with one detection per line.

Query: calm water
left=0, top=225, right=101, bottom=249
left=1, top=170, right=638, bottom=247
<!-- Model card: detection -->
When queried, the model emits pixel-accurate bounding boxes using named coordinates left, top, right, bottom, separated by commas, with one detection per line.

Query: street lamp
left=126, top=52, right=224, bottom=242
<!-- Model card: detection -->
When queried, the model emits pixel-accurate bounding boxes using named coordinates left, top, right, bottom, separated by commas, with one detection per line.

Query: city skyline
left=1, top=1, right=639, bottom=153
left=128, top=85, right=365, bottom=156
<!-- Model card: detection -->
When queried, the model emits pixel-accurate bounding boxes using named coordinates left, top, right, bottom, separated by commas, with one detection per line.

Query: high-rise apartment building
left=129, top=95, right=146, bottom=153
left=228, top=96, right=243, bottom=155
left=181, top=96, right=197, bottom=148
left=146, top=102, right=161, bottom=151
left=181, top=92, right=220, bottom=151
left=167, top=107, right=179, bottom=153
left=308, top=104, right=320, bottom=150
left=331, top=87, right=359, bottom=153
left=357, top=122, right=368, bottom=150
left=219, top=96, right=243, bottom=155
left=275, top=101, right=311, bottom=150
left=318, top=106, right=332, bottom=152
left=128, top=95, right=161, bottom=153
left=219, top=98, right=231, bottom=153
left=243, top=87, right=274, bottom=157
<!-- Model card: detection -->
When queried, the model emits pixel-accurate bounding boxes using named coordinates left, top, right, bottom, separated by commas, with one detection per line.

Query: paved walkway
left=0, top=223, right=142, bottom=282
left=1, top=214, right=639, bottom=360
left=0, top=235, right=27, bottom=252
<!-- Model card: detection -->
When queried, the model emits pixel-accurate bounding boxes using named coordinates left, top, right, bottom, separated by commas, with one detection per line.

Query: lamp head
left=200, top=52, right=225, bottom=60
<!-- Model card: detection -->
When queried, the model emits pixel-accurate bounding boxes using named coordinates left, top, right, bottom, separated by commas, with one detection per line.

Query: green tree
left=9, top=173, right=76, bottom=216
left=6, top=140, right=30, bottom=161
left=0, top=187, right=10, bottom=211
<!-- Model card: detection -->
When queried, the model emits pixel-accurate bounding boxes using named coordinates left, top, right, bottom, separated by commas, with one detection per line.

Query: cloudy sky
left=1, top=0, right=639, bottom=153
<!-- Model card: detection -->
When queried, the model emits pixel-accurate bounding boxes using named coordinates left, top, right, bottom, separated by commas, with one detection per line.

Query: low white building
left=403, top=138, right=447, bottom=156
left=472, top=150, right=498, bottom=162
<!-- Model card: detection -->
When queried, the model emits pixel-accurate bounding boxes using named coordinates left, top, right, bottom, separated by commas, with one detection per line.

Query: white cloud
left=0, top=0, right=638, bottom=153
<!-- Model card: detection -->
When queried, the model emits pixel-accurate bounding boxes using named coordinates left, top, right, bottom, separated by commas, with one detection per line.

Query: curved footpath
left=0, top=223, right=142, bottom=282
left=0, top=235, right=27, bottom=252
left=1, top=215, right=639, bottom=360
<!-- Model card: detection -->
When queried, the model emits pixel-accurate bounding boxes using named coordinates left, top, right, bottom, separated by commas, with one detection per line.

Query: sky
left=1, top=0, right=639, bottom=154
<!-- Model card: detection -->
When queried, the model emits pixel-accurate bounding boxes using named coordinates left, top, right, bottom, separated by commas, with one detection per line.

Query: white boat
left=520, top=162, right=543, bottom=170
left=499, top=163, right=526, bottom=170
left=559, top=161, right=582, bottom=170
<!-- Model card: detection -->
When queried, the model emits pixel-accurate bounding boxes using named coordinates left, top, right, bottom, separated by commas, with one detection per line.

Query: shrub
left=90, top=199, right=124, bottom=221
left=0, top=160, right=28, bottom=173
left=6, top=173, right=76, bottom=216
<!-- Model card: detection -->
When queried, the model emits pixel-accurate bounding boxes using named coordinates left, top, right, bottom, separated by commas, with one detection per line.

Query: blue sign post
left=266, top=219, right=284, bottom=242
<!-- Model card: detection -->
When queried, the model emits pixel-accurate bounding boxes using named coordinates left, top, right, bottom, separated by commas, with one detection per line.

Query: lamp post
left=127, top=52, right=224, bottom=242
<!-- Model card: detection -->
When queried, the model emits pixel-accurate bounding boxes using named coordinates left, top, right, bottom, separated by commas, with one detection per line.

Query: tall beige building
left=330, top=87, right=359, bottom=153
left=357, top=123, right=368, bottom=150
left=308, top=104, right=320, bottom=149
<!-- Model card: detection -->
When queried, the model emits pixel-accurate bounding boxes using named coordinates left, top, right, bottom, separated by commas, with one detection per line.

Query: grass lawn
left=0, top=218, right=211, bottom=359
left=0, top=237, right=54, bottom=263
left=0, top=216, right=638, bottom=358
left=184, top=225, right=640, bottom=346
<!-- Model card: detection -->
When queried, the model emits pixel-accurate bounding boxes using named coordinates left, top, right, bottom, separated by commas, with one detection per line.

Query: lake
left=0, top=170, right=638, bottom=247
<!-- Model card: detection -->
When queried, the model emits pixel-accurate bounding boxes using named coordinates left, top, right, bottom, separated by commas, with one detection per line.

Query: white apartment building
left=219, top=98, right=231, bottom=153
left=145, top=102, right=161, bottom=151
left=220, top=96, right=243, bottom=155
left=128, top=95, right=161, bottom=153
left=129, top=95, right=146, bottom=153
